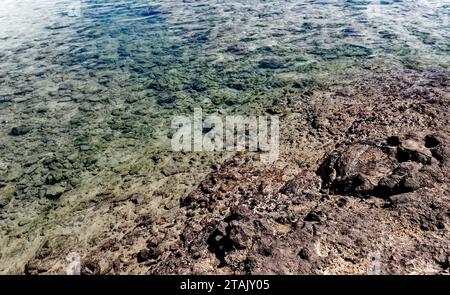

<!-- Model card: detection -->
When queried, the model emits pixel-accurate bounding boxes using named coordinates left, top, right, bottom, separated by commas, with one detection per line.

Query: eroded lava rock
left=317, top=132, right=449, bottom=198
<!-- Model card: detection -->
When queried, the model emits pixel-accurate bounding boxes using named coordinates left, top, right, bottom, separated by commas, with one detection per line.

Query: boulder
left=317, top=132, right=449, bottom=198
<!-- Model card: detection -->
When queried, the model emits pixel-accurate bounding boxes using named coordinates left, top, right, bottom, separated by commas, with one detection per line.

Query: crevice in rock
left=207, top=227, right=235, bottom=268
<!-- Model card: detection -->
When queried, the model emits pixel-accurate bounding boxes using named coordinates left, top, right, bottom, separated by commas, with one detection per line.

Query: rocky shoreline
left=22, top=68, right=449, bottom=275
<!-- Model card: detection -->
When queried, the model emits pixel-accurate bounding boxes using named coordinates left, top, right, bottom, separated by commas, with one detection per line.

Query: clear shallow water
left=0, top=0, right=449, bottom=272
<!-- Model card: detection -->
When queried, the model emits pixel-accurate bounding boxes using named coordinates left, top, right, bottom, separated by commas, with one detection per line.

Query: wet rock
left=226, top=44, right=247, bottom=55
left=35, top=106, right=49, bottom=113
left=156, top=95, right=176, bottom=105
left=0, top=97, right=12, bottom=104
left=420, top=221, right=431, bottom=231
left=258, top=58, right=284, bottom=69
left=191, top=80, right=207, bottom=92
left=8, top=68, right=450, bottom=275
left=125, top=96, right=139, bottom=103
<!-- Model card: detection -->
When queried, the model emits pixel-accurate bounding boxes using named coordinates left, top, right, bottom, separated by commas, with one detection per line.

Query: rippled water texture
left=0, top=0, right=449, bottom=273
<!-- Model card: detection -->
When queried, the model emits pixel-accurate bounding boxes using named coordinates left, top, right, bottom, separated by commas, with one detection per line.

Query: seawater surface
left=0, top=0, right=449, bottom=273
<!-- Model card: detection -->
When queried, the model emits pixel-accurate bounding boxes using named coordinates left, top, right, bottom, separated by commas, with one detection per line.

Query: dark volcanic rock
left=279, top=179, right=302, bottom=195
left=304, top=211, right=321, bottom=222
left=81, top=259, right=101, bottom=275
left=317, top=132, right=449, bottom=199
left=258, top=58, right=284, bottom=69
left=136, top=248, right=160, bottom=263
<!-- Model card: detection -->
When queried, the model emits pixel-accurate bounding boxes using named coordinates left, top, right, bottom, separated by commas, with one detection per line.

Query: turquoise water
left=0, top=0, right=449, bottom=272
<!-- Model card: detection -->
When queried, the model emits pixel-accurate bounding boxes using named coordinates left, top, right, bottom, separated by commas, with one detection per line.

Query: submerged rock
left=10, top=125, right=31, bottom=136
left=258, top=58, right=284, bottom=69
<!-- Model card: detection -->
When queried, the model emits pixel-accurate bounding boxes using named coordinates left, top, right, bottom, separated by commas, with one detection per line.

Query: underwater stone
left=226, top=44, right=247, bottom=55
left=10, top=125, right=31, bottom=136
left=125, top=96, right=140, bottom=103
left=191, top=80, right=207, bottom=92
left=258, top=58, right=284, bottom=69
left=156, top=95, right=176, bottom=105
left=111, top=109, right=123, bottom=116
left=35, top=106, right=49, bottom=113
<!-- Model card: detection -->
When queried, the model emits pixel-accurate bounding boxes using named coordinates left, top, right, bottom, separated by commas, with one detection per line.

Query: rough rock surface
left=24, top=70, right=450, bottom=275
left=150, top=70, right=450, bottom=275
left=317, top=132, right=448, bottom=199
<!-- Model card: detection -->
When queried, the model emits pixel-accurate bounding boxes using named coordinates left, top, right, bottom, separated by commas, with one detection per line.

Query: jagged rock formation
left=24, top=70, right=450, bottom=275
left=150, top=71, right=450, bottom=275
